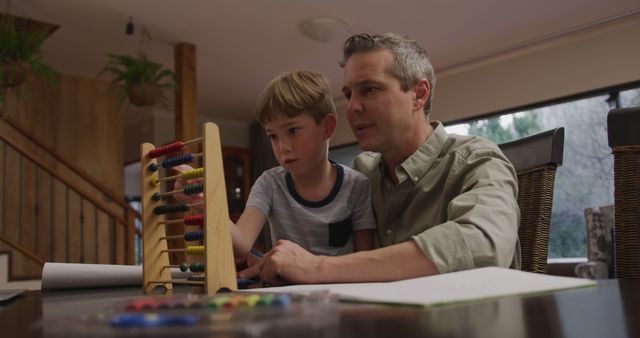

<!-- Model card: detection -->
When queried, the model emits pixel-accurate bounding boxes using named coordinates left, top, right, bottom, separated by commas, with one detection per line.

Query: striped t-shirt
left=246, top=162, right=377, bottom=256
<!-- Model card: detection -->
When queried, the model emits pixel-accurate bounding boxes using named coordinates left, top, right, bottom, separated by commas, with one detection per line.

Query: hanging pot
left=0, top=62, right=26, bottom=88
left=128, top=84, right=161, bottom=107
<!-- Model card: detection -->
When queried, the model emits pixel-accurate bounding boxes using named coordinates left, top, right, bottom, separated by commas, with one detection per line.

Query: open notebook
left=250, top=267, right=597, bottom=307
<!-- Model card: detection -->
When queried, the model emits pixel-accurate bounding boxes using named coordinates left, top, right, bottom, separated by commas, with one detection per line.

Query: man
left=243, top=33, right=521, bottom=284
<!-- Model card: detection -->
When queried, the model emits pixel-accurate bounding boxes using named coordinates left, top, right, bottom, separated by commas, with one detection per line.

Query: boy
left=176, top=70, right=376, bottom=258
left=232, top=70, right=376, bottom=258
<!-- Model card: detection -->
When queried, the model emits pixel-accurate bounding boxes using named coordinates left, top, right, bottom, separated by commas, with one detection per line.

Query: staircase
left=0, top=252, right=41, bottom=290
left=0, top=116, right=141, bottom=283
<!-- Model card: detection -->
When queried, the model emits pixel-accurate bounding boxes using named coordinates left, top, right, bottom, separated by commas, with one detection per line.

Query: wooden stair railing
left=0, top=118, right=141, bottom=281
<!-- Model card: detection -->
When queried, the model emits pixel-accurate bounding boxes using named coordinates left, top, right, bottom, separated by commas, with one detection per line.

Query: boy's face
left=264, top=112, right=335, bottom=177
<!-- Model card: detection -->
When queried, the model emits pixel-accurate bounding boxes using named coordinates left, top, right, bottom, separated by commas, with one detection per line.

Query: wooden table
left=1, top=279, right=639, bottom=337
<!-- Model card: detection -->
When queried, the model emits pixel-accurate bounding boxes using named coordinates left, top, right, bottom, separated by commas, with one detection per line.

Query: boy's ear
left=413, top=79, right=430, bottom=112
left=323, top=113, right=337, bottom=139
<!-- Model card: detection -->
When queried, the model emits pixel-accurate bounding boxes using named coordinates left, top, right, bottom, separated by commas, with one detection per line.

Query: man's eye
left=366, top=87, right=378, bottom=93
left=267, top=134, right=277, bottom=140
left=289, top=128, right=300, bottom=134
left=343, top=91, right=352, bottom=99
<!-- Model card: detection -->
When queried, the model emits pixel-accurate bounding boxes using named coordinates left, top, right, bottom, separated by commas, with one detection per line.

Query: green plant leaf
left=97, top=52, right=177, bottom=108
left=0, top=14, right=58, bottom=100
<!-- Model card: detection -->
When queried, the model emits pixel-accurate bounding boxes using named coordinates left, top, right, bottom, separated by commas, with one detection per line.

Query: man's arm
left=353, top=229, right=375, bottom=251
left=256, top=239, right=438, bottom=284
left=412, top=149, right=520, bottom=273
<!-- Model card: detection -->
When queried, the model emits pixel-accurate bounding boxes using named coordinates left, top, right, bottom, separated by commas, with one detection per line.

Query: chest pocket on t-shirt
left=328, top=217, right=353, bottom=247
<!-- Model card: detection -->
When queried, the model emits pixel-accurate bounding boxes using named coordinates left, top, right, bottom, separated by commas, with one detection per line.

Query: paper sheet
left=251, top=267, right=597, bottom=307
left=41, top=263, right=188, bottom=290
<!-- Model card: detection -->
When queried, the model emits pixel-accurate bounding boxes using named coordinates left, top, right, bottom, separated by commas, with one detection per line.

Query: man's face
left=342, top=49, right=418, bottom=155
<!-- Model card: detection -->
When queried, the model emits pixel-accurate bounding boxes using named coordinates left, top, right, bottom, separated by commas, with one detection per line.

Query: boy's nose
left=279, top=139, right=292, bottom=153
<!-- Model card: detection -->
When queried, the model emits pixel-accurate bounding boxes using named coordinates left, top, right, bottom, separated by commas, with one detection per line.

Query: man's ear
left=413, top=79, right=430, bottom=111
left=323, top=113, right=337, bottom=139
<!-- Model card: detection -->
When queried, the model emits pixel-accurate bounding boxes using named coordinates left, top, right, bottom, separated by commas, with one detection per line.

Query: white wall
left=331, top=17, right=640, bottom=146
left=122, top=109, right=251, bottom=197
left=124, top=108, right=252, bottom=164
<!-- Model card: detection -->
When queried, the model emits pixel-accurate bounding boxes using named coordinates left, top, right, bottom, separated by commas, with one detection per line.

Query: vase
left=128, top=84, right=161, bottom=107
left=0, top=62, right=26, bottom=88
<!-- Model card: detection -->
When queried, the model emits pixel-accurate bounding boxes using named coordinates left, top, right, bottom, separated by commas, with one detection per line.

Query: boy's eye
left=343, top=90, right=352, bottom=100
left=267, top=134, right=277, bottom=141
left=288, top=127, right=300, bottom=134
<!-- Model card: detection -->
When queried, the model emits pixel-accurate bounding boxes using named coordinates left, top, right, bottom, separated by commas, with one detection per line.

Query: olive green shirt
left=353, top=122, right=521, bottom=273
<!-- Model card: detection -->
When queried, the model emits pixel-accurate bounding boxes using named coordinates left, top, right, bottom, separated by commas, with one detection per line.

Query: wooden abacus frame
left=140, top=122, right=237, bottom=295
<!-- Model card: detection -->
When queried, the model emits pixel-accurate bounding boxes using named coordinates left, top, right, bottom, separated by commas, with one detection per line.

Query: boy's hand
left=171, top=164, right=204, bottom=203
left=236, top=251, right=264, bottom=278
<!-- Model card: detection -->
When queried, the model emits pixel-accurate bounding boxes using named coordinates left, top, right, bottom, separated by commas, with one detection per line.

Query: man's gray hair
left=339, top=33, right=436, bottom=117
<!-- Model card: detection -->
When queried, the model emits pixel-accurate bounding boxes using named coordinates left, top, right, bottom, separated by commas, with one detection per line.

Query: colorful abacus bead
left=184, top=231, right=204, bottom=241
left=148, top=141, right=185, bottom=158
left=186, top=246, right=205, bottom=255
left=182, top=168, right=204, bottom=180
left=184, top=214, right=204, bottom=225
left=147, top=163, right=158, bottom=172
left=161, top=153, right=195, bottom=168
left=152, top=192, right=163, bottom=201
left=190, top=262, right=205, bottom=272
left=179, top=262, right=190, bottom=272
left=154, top=202, right=189, bottom=215
left=183, top=183, right=204, bottom=195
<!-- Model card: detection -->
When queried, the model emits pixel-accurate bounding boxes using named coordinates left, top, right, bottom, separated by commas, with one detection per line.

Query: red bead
left=148, top=141, right=185, bottom=158
left=184, top=214, right=204, bottom=225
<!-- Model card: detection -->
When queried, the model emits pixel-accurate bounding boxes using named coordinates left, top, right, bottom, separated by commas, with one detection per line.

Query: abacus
left=140, top=122, right=237, bottom=295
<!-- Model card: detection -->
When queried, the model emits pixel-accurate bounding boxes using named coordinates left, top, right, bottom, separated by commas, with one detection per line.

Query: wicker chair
left=607, top=107, right=640, bottom=278
left=499, top=128, right=564, bottom=273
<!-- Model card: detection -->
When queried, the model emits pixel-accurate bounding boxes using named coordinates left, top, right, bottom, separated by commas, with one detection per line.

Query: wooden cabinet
left=222, top=147, right=251, bottom=223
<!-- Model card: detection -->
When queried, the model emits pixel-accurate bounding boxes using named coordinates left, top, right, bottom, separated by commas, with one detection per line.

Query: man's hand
left=248, top=240, right=326, bottom=285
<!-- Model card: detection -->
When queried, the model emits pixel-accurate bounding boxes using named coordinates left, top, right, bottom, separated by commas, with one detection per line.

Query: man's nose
left=346, top=95, right=363, bottom=115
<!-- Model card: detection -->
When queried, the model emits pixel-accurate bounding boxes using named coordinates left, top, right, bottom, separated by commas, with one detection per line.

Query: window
left=330, top=84, right=640, bottom=258
left=446, top=86, right=639, bottom=258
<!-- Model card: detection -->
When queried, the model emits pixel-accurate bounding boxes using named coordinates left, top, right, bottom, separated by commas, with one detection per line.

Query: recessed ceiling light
left=298, top=17, right=349, bottom=42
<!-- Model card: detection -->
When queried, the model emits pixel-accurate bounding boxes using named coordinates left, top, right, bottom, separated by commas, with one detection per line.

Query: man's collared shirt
left=353, top=122, right=521, bottom=273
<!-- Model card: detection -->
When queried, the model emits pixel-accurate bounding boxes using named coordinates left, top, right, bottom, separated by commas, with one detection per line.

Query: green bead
left=179, top=262, right=189, bottom=272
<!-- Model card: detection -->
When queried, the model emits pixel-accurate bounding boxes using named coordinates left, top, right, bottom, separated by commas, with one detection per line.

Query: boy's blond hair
left=256, top=70, right=336, bottom=125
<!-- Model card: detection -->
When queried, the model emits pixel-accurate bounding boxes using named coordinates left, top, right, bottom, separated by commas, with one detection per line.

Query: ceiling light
left=298, top=17, right=349, bottom=42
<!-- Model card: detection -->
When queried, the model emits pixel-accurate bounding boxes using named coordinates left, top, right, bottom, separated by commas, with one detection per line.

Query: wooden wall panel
left=5, top=146, right=22, bottom=277
left=4, top=71, right=124, bottom=218
left=67, top=191, right=82, bottom=263
left=0, top=141, right=4, bottom=234
left=0, top=142, right=8, bottom=256
left=115, top=221, right=124, bottom=265
left=21, top=158, right=39, bottom=276
left=4, top=146, right=20, bottom=241
left=52, top=179, right=67, bottom=262
left=1, top=69, right=126, bottom=273
left=82, top=201, right=96, bottom=263
left=96, top=210, right=110, bottom=264
left=37, top=168, right=53, bottom=262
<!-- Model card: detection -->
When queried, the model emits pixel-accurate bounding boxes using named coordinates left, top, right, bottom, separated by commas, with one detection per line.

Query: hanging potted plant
left=0, top=13, right=58, bottom=102
left=98, top=53, right=177, bottom=108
